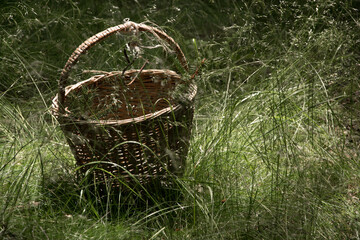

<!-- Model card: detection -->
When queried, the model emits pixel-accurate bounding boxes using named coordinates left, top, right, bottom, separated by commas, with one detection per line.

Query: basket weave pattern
left=52, top=22, right=196, bottom=190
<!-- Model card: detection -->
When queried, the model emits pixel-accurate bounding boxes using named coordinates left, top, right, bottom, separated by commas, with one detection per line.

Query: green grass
left=1, top=0, right=360, bottom=239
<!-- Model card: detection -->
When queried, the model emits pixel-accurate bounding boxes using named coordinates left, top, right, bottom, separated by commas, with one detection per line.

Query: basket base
left=60, top=102, right=194, bottom=190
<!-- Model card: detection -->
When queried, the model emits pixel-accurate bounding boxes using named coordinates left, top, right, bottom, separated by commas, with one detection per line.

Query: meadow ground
left=1, top=1, right=360, bottom=239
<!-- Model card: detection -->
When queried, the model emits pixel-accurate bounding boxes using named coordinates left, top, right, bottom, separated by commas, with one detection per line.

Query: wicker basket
left=52, top=21, right=196, bottom=192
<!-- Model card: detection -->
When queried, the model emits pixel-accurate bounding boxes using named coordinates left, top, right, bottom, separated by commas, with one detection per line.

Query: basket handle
left=58, top=21, right=188, bottom=114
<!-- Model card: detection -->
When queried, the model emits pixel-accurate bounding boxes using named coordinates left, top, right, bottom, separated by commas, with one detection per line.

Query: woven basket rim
left=52, top=69, right=197, bottom=126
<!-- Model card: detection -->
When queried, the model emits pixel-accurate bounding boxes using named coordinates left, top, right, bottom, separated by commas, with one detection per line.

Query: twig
left=127, top=59, right=149, bottom=85
left=122, top=47, right=135, bottom=76
left=191, top=58, right=206, bottom=79
left=124, top=47, right=131, bottom=64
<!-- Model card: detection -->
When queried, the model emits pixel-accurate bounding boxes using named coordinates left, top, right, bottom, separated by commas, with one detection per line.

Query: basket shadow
left=40, top=170, right=186, bottom=220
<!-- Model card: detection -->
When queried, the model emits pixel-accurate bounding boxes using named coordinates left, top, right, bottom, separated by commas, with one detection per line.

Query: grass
left=1, top=0, right=360, bottom=239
